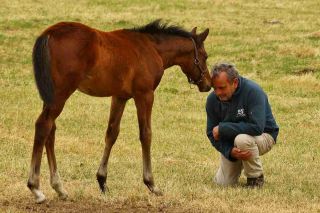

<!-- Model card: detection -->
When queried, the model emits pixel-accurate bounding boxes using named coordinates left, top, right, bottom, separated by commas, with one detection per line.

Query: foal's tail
left=32, top=34, right=54, bottom=105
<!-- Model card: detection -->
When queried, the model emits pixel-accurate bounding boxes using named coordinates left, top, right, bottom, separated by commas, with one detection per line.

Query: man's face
left=212, top=72, right=238, bottom=101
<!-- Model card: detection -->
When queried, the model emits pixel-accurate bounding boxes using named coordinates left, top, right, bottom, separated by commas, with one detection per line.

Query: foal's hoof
left=34, top=191, right=46, bottom=204
left=36, top=196, right=46, bottom=204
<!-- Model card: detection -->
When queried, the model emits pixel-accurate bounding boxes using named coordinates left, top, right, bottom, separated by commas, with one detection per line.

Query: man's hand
left=231, top=147, right=252, bottom=160
left=213, top=126, right=219, bottom=141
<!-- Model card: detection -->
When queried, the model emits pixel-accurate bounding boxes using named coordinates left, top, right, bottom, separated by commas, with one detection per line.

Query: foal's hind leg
left=45, top=122, right=68, bottom=200
left=134, top=91, right=162, bottom=196
left=96, top=96, right=127, bottom=193
left=27, top=101, right=66, bottom=203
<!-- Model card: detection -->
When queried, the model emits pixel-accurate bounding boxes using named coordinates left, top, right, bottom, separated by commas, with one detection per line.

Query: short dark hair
left=211, top=62, right=239, bottom=82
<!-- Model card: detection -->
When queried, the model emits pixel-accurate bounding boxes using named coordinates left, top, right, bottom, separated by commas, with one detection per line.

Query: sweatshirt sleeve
left=219, top=89, right=266, bottom=140
left=206, top=96, right=237, bottom=161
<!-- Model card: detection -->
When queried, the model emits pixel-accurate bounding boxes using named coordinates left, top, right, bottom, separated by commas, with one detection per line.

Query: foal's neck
left=152, top=36, right=192, bottom=70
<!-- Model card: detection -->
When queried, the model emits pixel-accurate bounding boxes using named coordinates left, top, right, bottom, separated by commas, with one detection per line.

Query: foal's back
left=43, top=22, right=161, bottom=98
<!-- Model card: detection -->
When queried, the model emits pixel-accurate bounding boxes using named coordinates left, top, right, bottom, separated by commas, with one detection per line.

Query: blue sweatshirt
left=206, top=76, right=279, bottom=161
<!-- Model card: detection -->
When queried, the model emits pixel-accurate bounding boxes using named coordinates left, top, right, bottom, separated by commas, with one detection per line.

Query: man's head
left=211, top=63, right=239, bottom=101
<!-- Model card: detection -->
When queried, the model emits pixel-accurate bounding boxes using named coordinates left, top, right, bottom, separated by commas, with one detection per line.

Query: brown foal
left=28, top=20, right=211, bottom=203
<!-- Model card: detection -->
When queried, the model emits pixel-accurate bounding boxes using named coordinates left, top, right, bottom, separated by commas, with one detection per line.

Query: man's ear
left=233, top=78, right=239, bottom=88
left=198, top=28, right=209, bottom=42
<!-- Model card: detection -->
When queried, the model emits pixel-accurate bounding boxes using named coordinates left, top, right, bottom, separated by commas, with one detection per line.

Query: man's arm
left=206, top=96, right=236, bottom=161
left=219, top=89, right=266, bottom=140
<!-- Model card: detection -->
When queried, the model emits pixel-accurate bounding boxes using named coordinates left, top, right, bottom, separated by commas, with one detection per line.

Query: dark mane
left=128, top=19, right=192, bottom=38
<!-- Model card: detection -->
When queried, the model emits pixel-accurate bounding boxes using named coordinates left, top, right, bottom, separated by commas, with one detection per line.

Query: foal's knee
left=139, top=127, right=151, bottom=142
left=106, top=123, right=119, bottom=135
left=106, top=123, right=120, bottom=142
left=234, top=134, right=255, bottom=150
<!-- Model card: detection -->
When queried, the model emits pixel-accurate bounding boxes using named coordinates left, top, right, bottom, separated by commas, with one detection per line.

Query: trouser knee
left=234, top=134, right=255, bottom=150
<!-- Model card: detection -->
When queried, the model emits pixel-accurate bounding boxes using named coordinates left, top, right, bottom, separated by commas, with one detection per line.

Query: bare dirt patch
left=1, top=198, right=184, bottom=213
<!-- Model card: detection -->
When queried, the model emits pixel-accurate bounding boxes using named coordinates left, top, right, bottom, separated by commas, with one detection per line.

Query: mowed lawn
left=0, top=0, right=319, bottom=212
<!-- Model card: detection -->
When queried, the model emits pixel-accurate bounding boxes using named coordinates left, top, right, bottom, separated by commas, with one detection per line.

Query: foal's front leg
left=134, top=91, right=162, bottom=196
left=96, top=97, right=127, bottom=193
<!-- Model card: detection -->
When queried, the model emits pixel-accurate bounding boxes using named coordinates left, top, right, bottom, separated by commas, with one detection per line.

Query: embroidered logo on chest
left=236, top=108, right=246, bottom=117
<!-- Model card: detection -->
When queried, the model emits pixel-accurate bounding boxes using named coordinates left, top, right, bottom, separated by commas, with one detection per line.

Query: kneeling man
left=206, top=63, right=279, bottom=188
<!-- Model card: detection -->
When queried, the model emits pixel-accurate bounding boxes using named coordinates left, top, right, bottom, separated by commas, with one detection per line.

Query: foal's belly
left=77, top=83, right=111, bottom=97
left=77, top=75, right=133, bottom=98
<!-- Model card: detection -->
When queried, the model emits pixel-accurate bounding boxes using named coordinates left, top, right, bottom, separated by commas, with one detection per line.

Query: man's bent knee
left=234, top=134, right=255, bottom=150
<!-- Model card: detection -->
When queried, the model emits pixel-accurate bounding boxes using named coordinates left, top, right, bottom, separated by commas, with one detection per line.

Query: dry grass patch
left=278, top=44, right=319, bottom=58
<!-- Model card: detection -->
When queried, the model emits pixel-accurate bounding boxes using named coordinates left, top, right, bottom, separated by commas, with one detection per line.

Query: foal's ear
left=198, top=28, right=209, bottom=42
left=191, top=27, right=197, bottom=36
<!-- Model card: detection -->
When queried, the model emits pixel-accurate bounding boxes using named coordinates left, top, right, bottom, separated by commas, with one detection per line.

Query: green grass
left=1, top=0, right=320, bottom=212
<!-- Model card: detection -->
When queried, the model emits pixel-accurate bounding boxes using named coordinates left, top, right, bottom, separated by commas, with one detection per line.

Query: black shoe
left=246, top=174, right=264, bottom=188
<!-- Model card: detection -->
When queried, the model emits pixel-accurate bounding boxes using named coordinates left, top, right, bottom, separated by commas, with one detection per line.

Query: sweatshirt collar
left=232, top=76, right=243, bottom=98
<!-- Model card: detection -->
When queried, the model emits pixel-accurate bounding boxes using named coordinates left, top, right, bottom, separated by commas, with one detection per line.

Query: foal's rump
left=33, top=22, right=107, bottom=102
left=45, top=22, right=99, bottom=74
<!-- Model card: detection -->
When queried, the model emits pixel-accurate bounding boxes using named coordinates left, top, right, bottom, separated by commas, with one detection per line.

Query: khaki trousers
left=214, top=133, right=275, bottom=186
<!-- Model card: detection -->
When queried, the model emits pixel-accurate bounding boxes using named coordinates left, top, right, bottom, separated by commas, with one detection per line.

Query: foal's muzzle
left=199, top=84, right=211, bottom=92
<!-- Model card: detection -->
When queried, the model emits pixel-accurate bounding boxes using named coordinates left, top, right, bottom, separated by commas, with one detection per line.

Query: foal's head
left=130, top=20, right=212, bottom=92
left=130, top=19, right=211, bottom=92
left=180, top=27, right=211, bottom=92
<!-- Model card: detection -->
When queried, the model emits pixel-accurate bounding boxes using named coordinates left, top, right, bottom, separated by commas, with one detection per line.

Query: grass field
left=1, top=0, right=320, bottom=212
